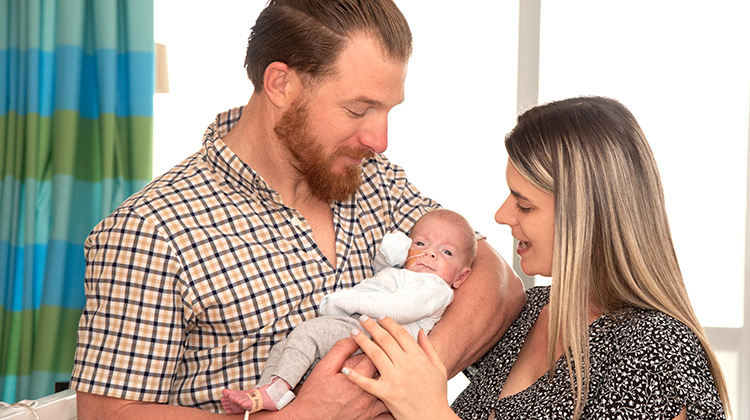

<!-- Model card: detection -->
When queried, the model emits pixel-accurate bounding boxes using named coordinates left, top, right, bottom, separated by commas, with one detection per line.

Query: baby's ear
left=452, top=267, right=472, bottom=289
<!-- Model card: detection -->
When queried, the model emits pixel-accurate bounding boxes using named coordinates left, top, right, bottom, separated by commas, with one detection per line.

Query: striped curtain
left=0, top=0, right=154, bottom=402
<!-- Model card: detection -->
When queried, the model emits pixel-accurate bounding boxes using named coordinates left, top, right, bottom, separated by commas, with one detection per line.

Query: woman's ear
left=452, top=267, right=472, bottom=290
left=263, top=62, right=301, bottom=108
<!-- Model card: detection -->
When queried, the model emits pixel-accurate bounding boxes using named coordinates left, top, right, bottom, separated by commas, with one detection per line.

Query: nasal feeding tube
left=404, top=251, right=428, bottom=264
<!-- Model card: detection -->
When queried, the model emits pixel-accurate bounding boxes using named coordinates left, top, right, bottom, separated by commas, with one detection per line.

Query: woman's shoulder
left=590, top=309, right=726, bottom=419
left=600, top=308, right=699, bottom=353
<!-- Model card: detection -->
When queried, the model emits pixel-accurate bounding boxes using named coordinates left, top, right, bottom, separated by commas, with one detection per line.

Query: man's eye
left=346, top=108, right=366, bottom=118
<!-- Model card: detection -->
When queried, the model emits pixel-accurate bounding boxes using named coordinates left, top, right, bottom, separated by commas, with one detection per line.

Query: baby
left=221, top=209, right=477, bottom=415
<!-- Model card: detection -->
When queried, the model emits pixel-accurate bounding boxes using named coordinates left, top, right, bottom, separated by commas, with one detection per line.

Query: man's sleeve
left=70, top=208, right=188, bottom=403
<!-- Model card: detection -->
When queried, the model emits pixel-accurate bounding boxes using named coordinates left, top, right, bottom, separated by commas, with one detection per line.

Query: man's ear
left=263, top=62, right=301, bottom=108
left=452, top=267, right=472, bottom=290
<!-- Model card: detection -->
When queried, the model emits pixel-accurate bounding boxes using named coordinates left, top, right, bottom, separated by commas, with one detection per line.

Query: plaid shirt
left=70, top=107, right=439, bottom=412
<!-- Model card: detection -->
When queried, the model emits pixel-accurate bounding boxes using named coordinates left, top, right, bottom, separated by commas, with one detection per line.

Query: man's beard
left=274, top=99, right=374, bottom=202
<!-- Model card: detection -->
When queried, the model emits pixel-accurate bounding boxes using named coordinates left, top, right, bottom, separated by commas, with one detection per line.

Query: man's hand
left=279, top=337, right=388, bottom=420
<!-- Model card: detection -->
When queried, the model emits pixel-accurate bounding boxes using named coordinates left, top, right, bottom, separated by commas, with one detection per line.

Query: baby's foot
left=221, top=388, right=261, bottom=414
left=221, top=378, right=295, bottom=414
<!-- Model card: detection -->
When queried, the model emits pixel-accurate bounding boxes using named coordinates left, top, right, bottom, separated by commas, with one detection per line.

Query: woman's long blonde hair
left=505, top=96, right=730, bottom=419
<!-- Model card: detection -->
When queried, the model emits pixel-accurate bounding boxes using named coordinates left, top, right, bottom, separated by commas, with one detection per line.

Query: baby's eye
left=414, top=241, right=425, bottom=246
left=442, top=250, right=453, bottom=256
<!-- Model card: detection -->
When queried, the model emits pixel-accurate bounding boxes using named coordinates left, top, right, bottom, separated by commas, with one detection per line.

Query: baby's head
left=404, top=209, right=477, bottom=289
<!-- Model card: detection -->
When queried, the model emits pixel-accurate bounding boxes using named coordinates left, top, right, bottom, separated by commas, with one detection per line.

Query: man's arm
left=76, top=392, right=244, bottom=420
left=77, top=338, right=387, bottom=420
left=427, top=239, right=525, bottom=377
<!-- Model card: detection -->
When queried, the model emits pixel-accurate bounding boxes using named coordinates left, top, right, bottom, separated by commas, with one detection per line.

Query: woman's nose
left=495, top=196, right=517, bottom=226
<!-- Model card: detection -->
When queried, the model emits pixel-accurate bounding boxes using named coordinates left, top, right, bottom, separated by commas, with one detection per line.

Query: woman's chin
left=519, top=262, right=551, bottom=278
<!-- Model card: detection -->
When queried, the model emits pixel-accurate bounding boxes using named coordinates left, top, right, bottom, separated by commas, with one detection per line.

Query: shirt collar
left=202, top=106, right=282, bottom=204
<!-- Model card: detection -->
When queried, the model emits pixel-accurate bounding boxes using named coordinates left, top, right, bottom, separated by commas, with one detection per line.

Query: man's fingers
left=353, top=350, right=378, bottom=377
left=316, top=336, right=360, bottom=374
left=341, top=365, right=378, bottom=396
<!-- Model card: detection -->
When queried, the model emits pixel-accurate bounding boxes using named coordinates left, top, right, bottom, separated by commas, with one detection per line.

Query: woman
left=342, top=96, right=730, bottom=419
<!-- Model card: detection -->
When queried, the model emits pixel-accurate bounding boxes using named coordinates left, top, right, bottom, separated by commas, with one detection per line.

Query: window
left=537, top=1, right=749, bottom=414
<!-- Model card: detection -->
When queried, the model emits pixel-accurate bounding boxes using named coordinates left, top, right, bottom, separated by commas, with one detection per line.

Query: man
left=71, top=1, right=525, bottom=419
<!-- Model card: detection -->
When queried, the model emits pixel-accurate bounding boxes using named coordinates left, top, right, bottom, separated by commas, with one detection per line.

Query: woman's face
left=495, top=160, right=555, bottom=277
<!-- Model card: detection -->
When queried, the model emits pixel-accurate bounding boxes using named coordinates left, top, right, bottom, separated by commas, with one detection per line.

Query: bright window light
left=539, top=0, right=750, bottom=328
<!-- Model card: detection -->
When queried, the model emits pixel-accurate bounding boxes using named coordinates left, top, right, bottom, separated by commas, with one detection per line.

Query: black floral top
left=452, top=287, right=726, bottom=419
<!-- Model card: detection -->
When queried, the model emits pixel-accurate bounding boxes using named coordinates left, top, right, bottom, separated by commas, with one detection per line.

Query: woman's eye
left=515, top=202, right=532, bottom=214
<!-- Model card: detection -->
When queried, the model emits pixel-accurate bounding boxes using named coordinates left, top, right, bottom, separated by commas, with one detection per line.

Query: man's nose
left=359, top=114, right=388, bottom=154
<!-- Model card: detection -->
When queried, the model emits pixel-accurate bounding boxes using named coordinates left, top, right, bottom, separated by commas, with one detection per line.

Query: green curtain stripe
left=0, top=305, right=81, bottom=377
left=1, top=111, right=152, bottom=182
left=51, top=110, right=153, bottom=181
left=35, top=305, right=81, bottom=373
left=0, top=113, right=53, bottom=181
left=0, top=305, right=32, bottom=378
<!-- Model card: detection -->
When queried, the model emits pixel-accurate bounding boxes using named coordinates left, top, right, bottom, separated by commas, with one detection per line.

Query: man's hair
left=245, top=0, right=412, bottom=92
left=505, top=95, right=730, bottom=419
left=415, top=209, right=477, bottom=267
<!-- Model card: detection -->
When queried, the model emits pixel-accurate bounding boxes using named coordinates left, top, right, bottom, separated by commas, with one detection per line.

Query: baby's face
left=403, top=216, right=471, bottom=286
